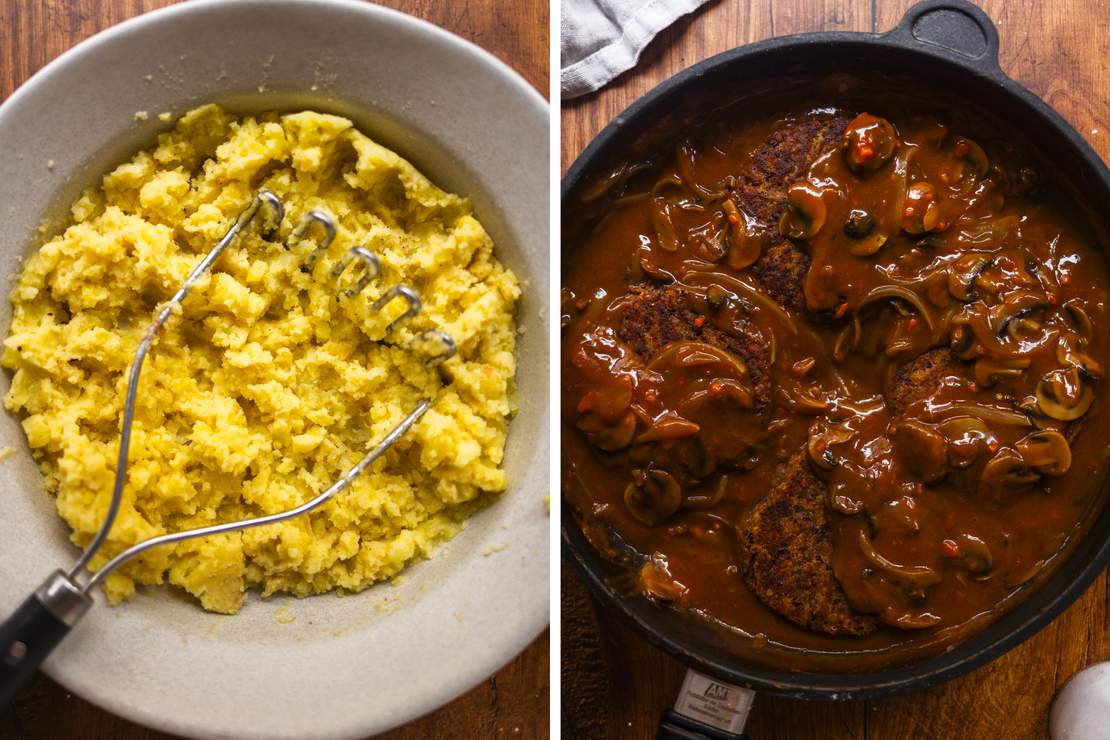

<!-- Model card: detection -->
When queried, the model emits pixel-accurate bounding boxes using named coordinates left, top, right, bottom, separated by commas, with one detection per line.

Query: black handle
left=0, top=594, right=72, bottom=705
left=884, top=0, right=1002, bottom=74
left=0, top=572, right=90, bottom=706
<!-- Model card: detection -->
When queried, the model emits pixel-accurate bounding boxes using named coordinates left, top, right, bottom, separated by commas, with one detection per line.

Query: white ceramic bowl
left=0, top=2, right=549, bottom=738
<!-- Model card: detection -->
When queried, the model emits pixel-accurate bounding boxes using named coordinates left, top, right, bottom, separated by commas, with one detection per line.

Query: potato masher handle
left=0, top=571, right=91, bottom=706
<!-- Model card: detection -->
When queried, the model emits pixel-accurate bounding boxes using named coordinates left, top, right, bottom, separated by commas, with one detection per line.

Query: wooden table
left=561, top=1, right=1110, bottom=738
left=0, top=2, right=549, bottom=738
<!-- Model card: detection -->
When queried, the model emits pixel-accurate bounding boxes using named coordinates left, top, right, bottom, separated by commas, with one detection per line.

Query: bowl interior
left=562, top=38, right=1110, bottom=699
left=0, top=1, right=548, bottom=738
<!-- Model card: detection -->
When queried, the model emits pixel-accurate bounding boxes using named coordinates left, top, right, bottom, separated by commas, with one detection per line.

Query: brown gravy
left=562, top=88, right=1110, bottom=671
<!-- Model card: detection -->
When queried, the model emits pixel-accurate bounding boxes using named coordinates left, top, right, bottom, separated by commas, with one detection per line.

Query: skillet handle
left=0, top=571, right=91, bottom=706
left=884, top=0, right=1002, bottom=75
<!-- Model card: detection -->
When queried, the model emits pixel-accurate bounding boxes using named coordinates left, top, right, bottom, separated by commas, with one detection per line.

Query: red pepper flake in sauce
left=644, top=389, right=659, bottom=404
left=907, top=317, right=919, bottom=330
left=835, top=302, right=850, bottom=319
left=1061, top=274, right=1072, bottom=285
left=577, top=395, right=594, bottom=414
left=694, top=315, right=706, bottom=328
left=942, top=539, right=961, bottom=558
left=709, top=381, right=725, bottom=396
left=1047, top=293, right=1058, bottom=306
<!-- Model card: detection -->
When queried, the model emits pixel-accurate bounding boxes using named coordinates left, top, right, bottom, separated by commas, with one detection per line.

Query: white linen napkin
left=561, top=0, right=712, bottom=99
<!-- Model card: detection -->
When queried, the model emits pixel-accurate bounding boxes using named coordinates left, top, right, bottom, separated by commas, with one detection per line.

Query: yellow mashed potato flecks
left=3, top=105, right=520, bottom=614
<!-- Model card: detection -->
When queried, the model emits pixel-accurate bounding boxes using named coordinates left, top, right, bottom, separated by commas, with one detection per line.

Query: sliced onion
left=857, top=284, right=935, bottom=330
left=858, top=529, right=942, bottom=588
left=931, top=404, right=1032, bottom=427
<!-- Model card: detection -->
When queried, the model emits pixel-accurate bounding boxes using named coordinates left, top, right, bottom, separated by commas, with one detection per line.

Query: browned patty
left=732, top=112, right=853, bottom=313
left=885, top=347, right=961, bottom=416
left=616, top=284, right=771, bottom=411
left=738, top=450, right=878, bottom=636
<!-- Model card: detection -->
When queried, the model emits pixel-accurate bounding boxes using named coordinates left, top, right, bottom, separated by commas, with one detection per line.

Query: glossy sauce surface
left=562, top=94, right=1110, bottom=670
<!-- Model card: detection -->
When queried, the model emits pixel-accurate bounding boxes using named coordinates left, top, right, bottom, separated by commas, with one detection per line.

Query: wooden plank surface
left=0, top=1, right=549, bottom=739
left=560, top=1, right=1110, bottom=738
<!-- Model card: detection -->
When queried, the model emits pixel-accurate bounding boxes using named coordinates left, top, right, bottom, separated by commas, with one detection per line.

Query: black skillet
left=561, top=0, right=1110, bottom=703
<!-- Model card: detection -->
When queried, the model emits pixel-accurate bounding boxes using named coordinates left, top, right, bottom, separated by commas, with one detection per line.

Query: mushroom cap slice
left=842, top=113, right=898, bottom=172
left=1037, top=367, right=1094, bottom=421
left=624, top=468, right=682, bottom=525
left=981, top=448, right=1040, bottom=487
left=947, top=254, right=992, bottom=303
left=937, top=416, right=996, bottom=469
left=1057, top=333, right=1104, bottom=380
left=1015, top=430, right=1072, bottom=476
left=779, top=183, right=827, bottom=241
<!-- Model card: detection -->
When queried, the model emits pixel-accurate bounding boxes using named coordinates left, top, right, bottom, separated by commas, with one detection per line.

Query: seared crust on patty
left=616, top=284, right=771, bottom=411
left=730, top=112, right=852, bottom=312
left=738, top=450, right=878, bottom=636
left=885, top=347, right=961, bottom=416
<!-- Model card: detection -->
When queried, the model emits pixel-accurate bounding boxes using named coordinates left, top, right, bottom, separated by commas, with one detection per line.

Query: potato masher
left=0, top=189, right=455, bottom=703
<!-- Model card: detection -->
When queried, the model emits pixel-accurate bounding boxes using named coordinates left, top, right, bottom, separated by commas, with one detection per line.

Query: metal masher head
left=292, top=208, right=457, bottom=361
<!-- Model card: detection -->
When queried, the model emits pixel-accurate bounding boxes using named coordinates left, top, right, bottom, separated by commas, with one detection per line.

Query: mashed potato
left=3, top=105, right=520, bottom=614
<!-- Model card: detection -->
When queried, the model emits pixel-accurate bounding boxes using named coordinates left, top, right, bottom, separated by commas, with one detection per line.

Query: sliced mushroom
left=1018, top=394, right=1067, bottom=433
left=844, top=205, right=889, bottom=255
left=981, top=448, right=1040, bottom=487
left=891, top=419, right=948, bottom=483
left=721, top=199, right=763, bottom=269
left=1037, top=367, right=1094, bottom=421
left=991, top=291, right=1047, bottom=339
left=956, top=533, right=993, bottom=575
left=1064, top=300, right=1093, bottom=337
left=947, top=254, right=993, bottom=302
left=1006, top=317, right=1042, bottom=343
left=779, top=183, right=826, bottom=241
left=624, top=468, right=682, bottom=525
left=1057, top=333, right=1104, bottom=380
left=676, top=437, right=714, bottom=480
left=973, top=356, right=1029, bottom=388
left=1015, top=430, right=1071, bottom=475
left=937, top=417, right=995, bottom=469
left=953, top=136, right=989, bottom=179
left=950, top=324, right=979, bottom=360
left=901, top=182, right=942, bottom=235
left=844, top=209, right=876, bottom=238
left=849, top=231, right=889, bottom=257
left=842, top=113, right=898, bottom=172
left=577, top=409, right=638, bottom=451
left=807, top=420, right=854, bottom=470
